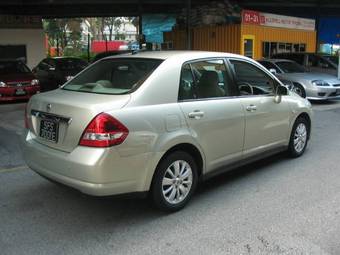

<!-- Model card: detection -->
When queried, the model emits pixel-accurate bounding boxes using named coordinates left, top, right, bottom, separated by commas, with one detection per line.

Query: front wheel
left=288, top=117, right=309, bottom=157
left=151, top=151, right=198, bottom=212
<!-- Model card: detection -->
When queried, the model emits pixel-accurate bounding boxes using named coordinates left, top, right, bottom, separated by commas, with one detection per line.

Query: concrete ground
left=1, top=100, right=340, bottom=255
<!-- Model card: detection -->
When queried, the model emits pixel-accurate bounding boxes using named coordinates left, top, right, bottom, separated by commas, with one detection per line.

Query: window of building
left=263, top=42, right=307, bottom=58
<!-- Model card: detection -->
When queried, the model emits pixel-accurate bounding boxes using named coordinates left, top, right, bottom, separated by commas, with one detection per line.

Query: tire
left=288, top=117, right=309, bottom=157
left=292, top=83, right=306, bottom=98
left=151, top=151, right=198, bottom=212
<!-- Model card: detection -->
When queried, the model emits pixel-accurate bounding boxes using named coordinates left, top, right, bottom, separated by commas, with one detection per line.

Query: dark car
left=91, top=50, right=132, bottom=63
left=33, top=57, right=88, bottom=92
left=271, top=52, right=338, bottom=76
left=0, top=59, right=40, bottom=102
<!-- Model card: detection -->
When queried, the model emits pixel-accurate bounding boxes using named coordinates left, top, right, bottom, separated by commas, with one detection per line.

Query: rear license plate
left=336, top=89, right=340, bottom=95
left=39, top=119, right=59, bottom=143
left=15, top=88, right=26, bottom=95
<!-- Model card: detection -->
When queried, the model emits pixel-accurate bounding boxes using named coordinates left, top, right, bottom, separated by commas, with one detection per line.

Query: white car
left=22, top=51, right=312, bottom=211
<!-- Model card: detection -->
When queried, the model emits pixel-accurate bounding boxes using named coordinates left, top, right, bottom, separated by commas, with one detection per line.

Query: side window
left=179, top=59, right=235, bottom=100
left=259, top=61, right=280, bottom=73
left=229, top=59, right=277, bottom=96
left=179, top=64, right=195, bottom=100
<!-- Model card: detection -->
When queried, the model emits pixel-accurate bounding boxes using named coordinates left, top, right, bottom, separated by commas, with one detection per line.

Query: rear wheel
left=151, top=151, right=198, bottom=212
left=288, top=117, right=309, bottom=157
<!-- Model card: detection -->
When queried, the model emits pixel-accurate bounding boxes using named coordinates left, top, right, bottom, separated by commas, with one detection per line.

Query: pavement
left=1, top=100, right=340, bottom=255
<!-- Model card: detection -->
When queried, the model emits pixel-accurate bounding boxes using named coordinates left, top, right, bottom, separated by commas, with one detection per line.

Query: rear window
left=0, top=61, right=31, bottom=75
left=63, top=58, right=163, bottom=95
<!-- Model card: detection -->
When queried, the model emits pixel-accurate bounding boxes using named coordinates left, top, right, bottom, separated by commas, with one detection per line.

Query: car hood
left=277, top=72, right=340, bottom=84
left=0, top=73, right=35, bottom=82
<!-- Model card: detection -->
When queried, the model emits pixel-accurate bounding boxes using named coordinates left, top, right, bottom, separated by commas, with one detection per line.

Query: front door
left=228, top=59, right=290, bottom=157
left=178, top=59, right=245, bottom=173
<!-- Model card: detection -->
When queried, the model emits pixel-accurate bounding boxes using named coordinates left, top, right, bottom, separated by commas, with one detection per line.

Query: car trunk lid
left=27, top=89, right=130, bottom=152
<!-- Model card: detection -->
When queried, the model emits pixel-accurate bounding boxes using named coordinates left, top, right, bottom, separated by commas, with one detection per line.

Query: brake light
left=79, top=113, right=129, bottom=147
left=24, top=104, right=29, bottom=129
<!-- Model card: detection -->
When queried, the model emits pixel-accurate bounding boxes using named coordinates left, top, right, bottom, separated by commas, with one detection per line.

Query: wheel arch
left=294, top=112, right=312, bottom=140
left=148, top=142, right=205, bottom=191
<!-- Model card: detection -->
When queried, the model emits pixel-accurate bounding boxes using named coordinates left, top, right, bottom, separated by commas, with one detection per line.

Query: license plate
left=39, top=119, right=59, bottom=143
left=15, top=88, right=26, bottom=95
left=336, top=89, right=340, bottom=95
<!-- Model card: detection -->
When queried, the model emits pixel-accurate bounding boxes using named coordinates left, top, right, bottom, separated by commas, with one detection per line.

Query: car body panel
left=27, top=89, right=131, bottom=152
left=179, top=98, right=245, bottom=173
left=239, top=95, right=291, bottom=157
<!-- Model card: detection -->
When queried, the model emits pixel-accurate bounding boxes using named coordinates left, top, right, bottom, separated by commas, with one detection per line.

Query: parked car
left=92, top=50, right=132, bottom=63
left=33, top=57, right=88, bottom=92
left=0, top=59, right=40, bottom=102
left=271, top=52, right=338, bottom=76
left=259, top=59, right=340, bottom=100
left=22, top=51, right=312, bottom=211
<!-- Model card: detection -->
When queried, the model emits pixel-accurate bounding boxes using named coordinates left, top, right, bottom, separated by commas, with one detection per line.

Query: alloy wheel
left=294, top=123, right=307, bottom=153
left=162, top=160, right=193, bottom=205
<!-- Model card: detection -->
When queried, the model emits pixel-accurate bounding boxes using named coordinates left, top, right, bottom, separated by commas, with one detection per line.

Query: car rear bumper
left=0, top=86, right=40, bottom=101
left=22, top=130, right=161, bottom=196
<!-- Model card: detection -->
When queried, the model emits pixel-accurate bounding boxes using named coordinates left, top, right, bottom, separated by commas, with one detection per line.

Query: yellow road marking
left=0, top=165, right=27, bottom=174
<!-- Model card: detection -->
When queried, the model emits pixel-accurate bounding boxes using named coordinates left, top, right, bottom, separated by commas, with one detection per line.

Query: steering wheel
left=238, top=82, right=254, bottom=95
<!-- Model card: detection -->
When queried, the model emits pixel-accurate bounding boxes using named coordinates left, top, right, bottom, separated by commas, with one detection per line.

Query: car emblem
left=46, top=103, right=52, bottom=112
left=17, top=83, right=22, bottom=87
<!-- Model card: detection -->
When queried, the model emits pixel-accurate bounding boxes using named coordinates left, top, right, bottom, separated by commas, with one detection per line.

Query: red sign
left=242, top=10, right=261, bottom=25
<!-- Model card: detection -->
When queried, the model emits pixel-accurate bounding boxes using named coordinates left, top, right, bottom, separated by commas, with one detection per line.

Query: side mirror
left=274, top=85, right=288, bottom=104
left=269, top=68, right=277, bottom=75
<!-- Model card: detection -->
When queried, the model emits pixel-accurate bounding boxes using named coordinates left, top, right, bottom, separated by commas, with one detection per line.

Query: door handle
left=188, top=110, right=204, bottom=119
left=246, top=105, right=257, bottom=112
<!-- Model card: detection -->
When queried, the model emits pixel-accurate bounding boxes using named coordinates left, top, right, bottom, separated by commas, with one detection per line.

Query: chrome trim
left=31, top=110, right=72, bottom=125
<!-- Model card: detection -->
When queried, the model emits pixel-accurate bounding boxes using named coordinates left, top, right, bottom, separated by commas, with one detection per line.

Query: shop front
left=164, top=10, right=317, bottom=60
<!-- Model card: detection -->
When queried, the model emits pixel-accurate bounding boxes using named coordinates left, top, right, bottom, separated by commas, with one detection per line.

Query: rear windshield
left=58, top=59, right=88, bottom=71
left=63, top=58, right=163, bottom=95
left=0, top=61, right=31, bottom=75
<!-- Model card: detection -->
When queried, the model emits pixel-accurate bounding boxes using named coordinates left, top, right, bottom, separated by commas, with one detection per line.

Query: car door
left=228, top=58, right=290, bottom=158
left=178, top=59, right=245, bottom=173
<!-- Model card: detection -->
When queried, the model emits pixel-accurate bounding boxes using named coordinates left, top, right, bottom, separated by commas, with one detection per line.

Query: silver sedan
left=259, top=59, right=340, bottom=100
left=22, top=51, right=312, bottom=211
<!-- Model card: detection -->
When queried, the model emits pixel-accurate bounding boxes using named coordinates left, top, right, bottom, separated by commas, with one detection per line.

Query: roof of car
left=103, top=50, right=249, bottom=61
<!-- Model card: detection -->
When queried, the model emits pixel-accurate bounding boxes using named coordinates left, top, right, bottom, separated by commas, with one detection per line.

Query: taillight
left=24, top=104, right=29, bottom=129
left=79, top=113, right=129, bottom=147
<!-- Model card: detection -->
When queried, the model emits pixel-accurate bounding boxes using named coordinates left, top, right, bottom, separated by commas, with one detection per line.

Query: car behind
left=0, top=59, right=40, bottom=102
left=259, top=59, right=340, bottom=100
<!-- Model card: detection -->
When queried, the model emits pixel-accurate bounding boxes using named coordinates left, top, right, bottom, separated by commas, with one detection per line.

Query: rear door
left=228, top=58, right=290, bottom=158
left=178, top=59, right=245, bottom=173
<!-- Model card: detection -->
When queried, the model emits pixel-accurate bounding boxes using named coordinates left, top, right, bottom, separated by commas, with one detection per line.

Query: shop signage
left=242, top=10, right=315, bottom=31
left=0, top=15, right=42, bottom=29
